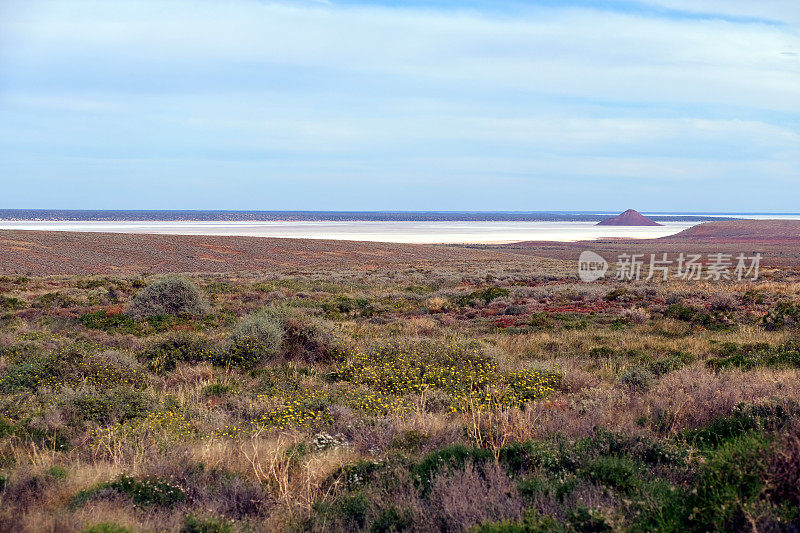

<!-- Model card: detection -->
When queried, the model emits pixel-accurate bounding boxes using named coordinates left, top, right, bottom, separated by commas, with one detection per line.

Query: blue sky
left=0, top=0, right=798, bottom=211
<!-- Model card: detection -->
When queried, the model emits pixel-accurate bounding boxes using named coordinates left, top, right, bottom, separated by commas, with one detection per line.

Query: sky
left=0, top=0, right=798, bottom=212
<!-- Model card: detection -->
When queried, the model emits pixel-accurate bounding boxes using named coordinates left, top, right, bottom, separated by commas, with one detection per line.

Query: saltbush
left=79, top=310, right=137, bottom=333
left=619, top=366, right=655, bottom=391
left=66, top=386, right=153, bottom=424
left=127, top=276, right=207, bottom=320
left=138, top=333, right=214, bottom=373
left=220, top=306, right=337, bottom=368
left=222, top=307, right=286, bottom=367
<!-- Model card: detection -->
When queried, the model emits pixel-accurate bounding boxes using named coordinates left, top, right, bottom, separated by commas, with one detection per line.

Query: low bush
left=707, top=340, right=800, bottom=370
left=619, top=366, right=655, bottom=391
left=138, top=332, right=214, bottom=373
left=220, top=307, right=286, bottom=368
left=680, top=434, right=771, bottom=531
left=683, top=402, right=796, bottom=449
left=339, top=341, right=560, bottom=411
left=471, top=510, right=566, bottom=533
left=181, top=515, right=234, bottom=533
left=0, top=344, right=84, bottom=392
left=709, top=293, right=737, bottom=311
left=65, top=386, right=153, bottom=424
left=529, top=313, right=552, bottom=329
left=762, top=301, right=800, bottom=330
left=81, top=524, right=134, bottom=533
left=452, top=287, right=510, bottom=307
left=0, top=295, right=26, bottom=309
left=504, top=305, right=526, bottom=316
left=322, top=296, right=373, bottom=318
left=620, top=306, right=649, bottom=324
left=665, top=303, right=733, bottom=330
left=604, top=287, right=628, bottom=301
left=34, top=292, right=78, bottom=309
left=647, top=350, right=693, bottom=376
left=413, top=445, right=493, bottom=492
left=72, top=473, right=185, bottom=508
left=127, top=276, right=207, bottom=320
left=80, top=310, right=137, bottom=333
left=219, top=306, right=337, bottom=368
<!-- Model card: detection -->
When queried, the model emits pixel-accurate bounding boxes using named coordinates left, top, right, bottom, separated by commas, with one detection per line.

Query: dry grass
left=2, top=265, right=800, bottom=532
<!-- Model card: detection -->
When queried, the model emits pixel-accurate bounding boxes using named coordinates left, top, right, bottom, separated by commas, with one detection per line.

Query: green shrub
left=619, top=366, right=655, bottom=391
left=762, top=302, right=800, bottom=330
left=604, top=288, right=628, bottom=301
left=326, top=459, right=389, bottom=492
left=470, top=510, right=566, bottom=533
left=35, top=292, right=77, bottom=309
left=81, top=524, right=134, bottom=533
left=707, top=340, right=800, bottom=370
left=413, top=445, right=493, bottom=492
left=67, top=387, right=153, bottom=424
left=0, top=343, right=38, bottom=364
left=0, top=347, right=145, bottom=393
left=529, top=313, right=552, bottom=329
left=220, top=306, right=337, bottom=368
left=46, top=465, right=68, bottom=480
left=138, top=333, right=214, bottom=373
left=203, top=280, right=237, bottom=295
left=683, top=402, right=795, bottom=449
left=0, top=357, right=58, bottom=393
left=588, top=346, right=615, bottom=358
left=647, top=351, right=693, bottom=376
left=74, top=350, right=147, bottom=389
left=72, top=473, right=185, bottom=508
left=0, top=296, right=25, bottom=310
left=583, top=456, right=642, bottom=494
left=0, top=344, right=85, bottom=392
left=127, top=276, right=207, bottom=320
left=665, top=303, right=697, bottom=322
left=181, top=515, right=234, bottom=533
left=473, top=287, right=510, bottom=304
left=451, top=287, right=510, bottom=307
left=80, top=310, right=137, bottom=333
left=666, top=304, right=733, bottom=330
left=682, top=435, right=771, bottom=531
left=567, top=506, right=614, bottom=532
left=203, top=383, right=231, bottom=396
left=220, top=307, right=286, bottom=368
left=370, top=506, right=415, bottom=533
left=322, top=296, right=373, bottom=318
left=391, top=430, right=430, bottom=452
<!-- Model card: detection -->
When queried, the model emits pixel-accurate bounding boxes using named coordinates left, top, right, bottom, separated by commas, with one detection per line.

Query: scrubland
left=1, top=264, right=799, bottom=532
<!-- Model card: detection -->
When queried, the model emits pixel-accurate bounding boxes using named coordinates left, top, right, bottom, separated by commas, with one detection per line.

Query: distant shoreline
left=0, top=209, right=744, bottom=223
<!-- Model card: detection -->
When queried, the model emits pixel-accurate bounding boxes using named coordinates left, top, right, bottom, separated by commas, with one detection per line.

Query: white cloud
left=0, top=0, right=798, bottom=210
left=638, top=0, right=800, bottom=25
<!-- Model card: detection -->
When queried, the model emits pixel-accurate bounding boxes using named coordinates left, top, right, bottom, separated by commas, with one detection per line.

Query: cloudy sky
left=1, top=0, right=798, bottom=211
